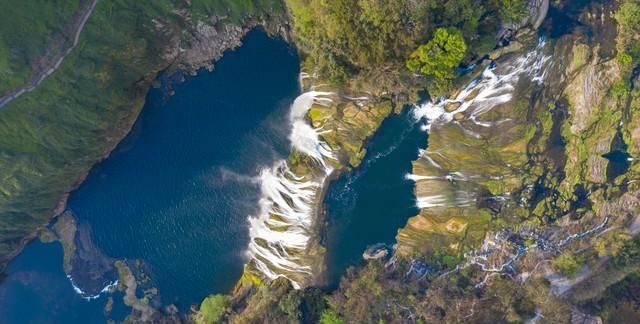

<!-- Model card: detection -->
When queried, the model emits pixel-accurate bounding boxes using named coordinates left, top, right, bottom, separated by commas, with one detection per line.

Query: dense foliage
left=497, top=0, right=530, bottom=26
left=406, top=28, right=468, bottom=96
left=614, top=0, right=640, bottom=67
left=191, top=0, right=284, bottom=22
left=286, top=0, right=430, bottom=83
left=286, top=0, right=510, bottom=90
left=196, top=294, right=228, bottom=324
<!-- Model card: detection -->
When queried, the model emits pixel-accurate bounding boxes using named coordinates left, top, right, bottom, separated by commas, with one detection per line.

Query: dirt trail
left=0, top=0, right=99, bottom=109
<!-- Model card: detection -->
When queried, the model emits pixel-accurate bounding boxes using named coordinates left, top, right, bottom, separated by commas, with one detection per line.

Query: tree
left=552, top=252, right=585, bottom=278
left=498, top=0, right=529, bottom=26
left=197, top=294, right=228, bottom=324
left=615, top=0, right=640, bottom=35
left=406, top=28, right=467, bottom=78
left=320, top=309, right=345, bottom=324
left=406, top=28, right=467, bottom=96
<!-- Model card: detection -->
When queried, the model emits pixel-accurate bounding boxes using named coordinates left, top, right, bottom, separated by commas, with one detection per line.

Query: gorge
left=0, top=0, right=639, bottom=323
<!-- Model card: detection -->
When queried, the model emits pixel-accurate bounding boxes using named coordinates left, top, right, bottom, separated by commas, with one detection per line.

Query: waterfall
left=413, top=38, right=550, bottom=131
left=409, top=38, right=550, bottom=210
left=247, top=90, right=335, bottom=288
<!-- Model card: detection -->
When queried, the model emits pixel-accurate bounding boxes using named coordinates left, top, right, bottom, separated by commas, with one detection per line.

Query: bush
left=197, top=294, right=228, bottom=324
left=552, top=252, right=585, bottom=278
left=320, top=309, right=344, bottom=324
left=406, top=28, right=467, bottom=96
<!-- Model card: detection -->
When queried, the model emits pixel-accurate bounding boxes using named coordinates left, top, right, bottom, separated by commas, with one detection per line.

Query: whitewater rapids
left=247, top=90, right=335, bottom=288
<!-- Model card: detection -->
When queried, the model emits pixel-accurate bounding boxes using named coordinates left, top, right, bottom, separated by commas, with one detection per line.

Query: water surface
left=0, top=28, right=301, bottom=322
left=323, top=108, right=426, bottom=288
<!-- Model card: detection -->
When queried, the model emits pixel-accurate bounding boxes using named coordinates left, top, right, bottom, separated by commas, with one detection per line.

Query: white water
left=413, top=38, right=550, bottom=131
left=409, top=39, right=550, bottom=210
left=247, top=90, right=335, bottom=288
left=67, top=274, right=118, bottom=301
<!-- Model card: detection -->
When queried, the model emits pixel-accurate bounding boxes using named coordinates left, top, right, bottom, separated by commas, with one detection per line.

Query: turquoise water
left=0, top=28, right=300, bottom=320
left=323, top=108, right=426, bottom=288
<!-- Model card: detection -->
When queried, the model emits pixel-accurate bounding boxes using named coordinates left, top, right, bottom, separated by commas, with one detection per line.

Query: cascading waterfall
left=247, top=90, right=335, bottom=288
left=413, top=38, right=549, bottom=130
left=409, top=38, right=550, bottom=209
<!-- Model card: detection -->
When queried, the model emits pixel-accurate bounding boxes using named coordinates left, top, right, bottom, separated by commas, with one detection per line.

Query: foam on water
left=247, top=89, right=335, bottom=288
left=67, top=275, right=118, bottom=301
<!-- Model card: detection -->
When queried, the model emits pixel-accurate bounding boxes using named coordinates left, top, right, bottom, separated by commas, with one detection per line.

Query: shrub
left=552, top=252, right=585, bottom=278
left=197, top=294, right=228, bottom=324
left=320, top=309, right=345, bottom=324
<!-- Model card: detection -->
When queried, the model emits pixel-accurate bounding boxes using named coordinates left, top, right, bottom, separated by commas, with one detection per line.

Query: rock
left=444, top=101, right=461, bottom=112
left=363, top=243, right=389, bottom=261
left=564, top=44, right=620, bottom=135
left=489, top=40, right=524, bottom=60
left=571, top=308, right=603, bottom=324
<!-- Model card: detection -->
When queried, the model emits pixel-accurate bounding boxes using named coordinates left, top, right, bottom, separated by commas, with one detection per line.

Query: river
left=0, top=28, right=300, bottom=321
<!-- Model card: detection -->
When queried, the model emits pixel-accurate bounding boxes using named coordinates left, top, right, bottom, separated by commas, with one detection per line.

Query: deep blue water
left=0, top=28, right=300, bottom=321
left=323, top=108, right=427, bottom=288
left=68, top=29, right=299, bottom=308
left=0, top=27, right=427, bottom=322
left=0, top=241, right=127, bottom=323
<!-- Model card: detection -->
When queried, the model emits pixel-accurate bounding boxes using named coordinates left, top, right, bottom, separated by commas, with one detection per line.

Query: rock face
left=177, top=18, right=255, bottom=72
left=564, top=46, right=620, bottom=135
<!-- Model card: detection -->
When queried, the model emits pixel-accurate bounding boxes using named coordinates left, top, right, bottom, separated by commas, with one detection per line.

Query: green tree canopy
left=498, top=0, right=529, bottom=26
left=406, top=27, right=467, bottom=79
left=197, top=294, right=228, bottom=324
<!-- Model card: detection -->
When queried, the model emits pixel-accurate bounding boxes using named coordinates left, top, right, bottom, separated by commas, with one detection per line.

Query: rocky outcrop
left=564, top=46, right=620, bottom=135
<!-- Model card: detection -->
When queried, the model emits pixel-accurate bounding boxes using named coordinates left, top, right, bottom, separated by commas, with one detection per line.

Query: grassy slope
left=0, top=0, right=282, bottom=267
left=0, top=0, right=182, bottom=265
left=0, top=0, right=82, bottom=93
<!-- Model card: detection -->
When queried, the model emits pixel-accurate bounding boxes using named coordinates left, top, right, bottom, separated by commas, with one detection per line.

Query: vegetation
left=286, top=0, right=430, bottom=83
left=191, top=0, right=284, bottom=22
left=319, top=309, right=344, bottom=324
left=406, top=27, right=468, bottom=96
left=584, top=272, right=640, bottom=323
left=553, top=252, right=585, bottom=278
left=0, top=0, right=81, bottom=93
left=197, top=294, right=228, bottom=324
left=614, top=0, right=640, bottom=68
left=614, top=235, right=640, bottom=269
left=497, top=0, right=529, bottom=26
left=0, top=0, right=281, bottom=268
left=286, top=0, right=503, bottom=89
